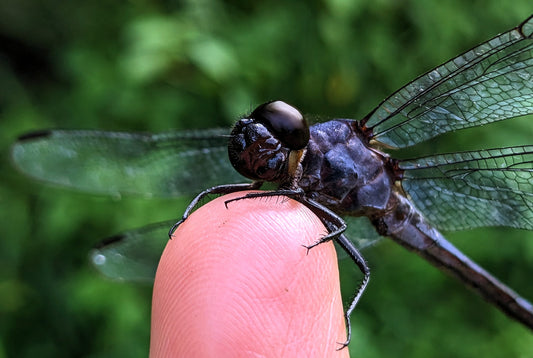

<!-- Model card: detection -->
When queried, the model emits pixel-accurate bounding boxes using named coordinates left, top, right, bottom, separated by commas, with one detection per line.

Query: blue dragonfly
left=11, top=15, right=533, bottom=345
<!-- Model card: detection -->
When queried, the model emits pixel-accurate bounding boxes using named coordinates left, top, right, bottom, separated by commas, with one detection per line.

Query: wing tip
left=17, top=130, right=53, bottom=141
left=519, top=14, right=533, bottom=37
left=93, top=234, right=127, bottom=249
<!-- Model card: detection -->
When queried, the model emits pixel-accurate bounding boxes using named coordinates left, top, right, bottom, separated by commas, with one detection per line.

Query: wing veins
left=368, top=26, right=527, bottom=130
left=373, top=41, right=533, bottom=137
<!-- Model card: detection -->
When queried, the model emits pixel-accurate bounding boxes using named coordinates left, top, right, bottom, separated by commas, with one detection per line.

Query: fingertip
left=151, top=192, right=349, bottom=357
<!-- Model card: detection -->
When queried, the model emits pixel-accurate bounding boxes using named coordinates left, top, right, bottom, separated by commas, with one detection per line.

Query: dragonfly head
left=228, top=101, right=310, bottom=183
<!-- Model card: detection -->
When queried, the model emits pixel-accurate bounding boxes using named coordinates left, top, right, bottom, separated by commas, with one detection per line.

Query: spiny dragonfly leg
left=222, top=187, right=305, bottom=208
left=181, top=188, right=370, bottom=349
left=300, top=199, right=347, bottom=251
left=334, top=233, right=370, bottom=350
left=300, top=199, right=370, bottom=349
left=168, top=182, right=261, bottom=238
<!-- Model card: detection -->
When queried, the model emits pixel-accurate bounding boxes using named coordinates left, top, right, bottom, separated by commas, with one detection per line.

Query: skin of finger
left=150, top=191, right=350, bottom=357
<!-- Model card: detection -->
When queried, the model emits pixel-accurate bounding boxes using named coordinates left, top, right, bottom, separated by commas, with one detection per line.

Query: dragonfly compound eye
left=250, top=101, right=310, bottom=150
left=228, top=118, right=288, bottom=182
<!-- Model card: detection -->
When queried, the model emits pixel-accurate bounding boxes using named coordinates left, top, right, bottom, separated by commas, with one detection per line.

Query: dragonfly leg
left=335, top=233, right=370, bottom=350
left=284, top=197, right=369, bottom=349
left=179, top=188, right=369, bottom=349
left=299, top=198, right=347, bottom=251
left=222, top=187, right=305, bottom=208
left=225, top=192, right=348, bottom=250
left=168, top=182, right=261, bottom=238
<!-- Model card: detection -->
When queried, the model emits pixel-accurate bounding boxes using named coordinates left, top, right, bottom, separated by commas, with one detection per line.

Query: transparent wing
left=343, top=215, right=382, bottom=249
left=399, top=146, right=533, bottom=231
left=90, top=220, right=174, bottom=282
left=91, top=215, right=384, bottom=282
left=11, top=129, right=247, bottom=197
left=364, top=15, right=533, bottom=148
left=335, top=216, right=383, bottom=260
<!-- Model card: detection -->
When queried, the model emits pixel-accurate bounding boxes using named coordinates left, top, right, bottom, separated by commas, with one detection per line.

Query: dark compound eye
left=251, top=101, right=310, bottom=150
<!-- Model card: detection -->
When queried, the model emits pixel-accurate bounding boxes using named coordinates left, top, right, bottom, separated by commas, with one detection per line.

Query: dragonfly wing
left=11, top=129, right=247, bottom=197
left=399, top=146, right=533, bottom=231
left=91, top=216, right=383, bottom=281
left=342, top=215, right=383, bottom=249
left=90, top=220, right=176, bottom=282
left=365, top=15, right=533, bottom=148
left=334, top=216, right=383, bottom=260
left=92, top=216, right=385, bottom=281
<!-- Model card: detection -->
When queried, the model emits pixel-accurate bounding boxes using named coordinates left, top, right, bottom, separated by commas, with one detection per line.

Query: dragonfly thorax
left=299, top=119, right=394, bottom=215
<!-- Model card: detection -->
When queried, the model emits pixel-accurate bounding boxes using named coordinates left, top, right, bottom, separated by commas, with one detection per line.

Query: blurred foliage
left=1, top=0, right=532, bottom=357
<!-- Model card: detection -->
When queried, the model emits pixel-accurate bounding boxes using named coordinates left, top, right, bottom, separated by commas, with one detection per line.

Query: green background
left=1, top=1, right=533, bottom=357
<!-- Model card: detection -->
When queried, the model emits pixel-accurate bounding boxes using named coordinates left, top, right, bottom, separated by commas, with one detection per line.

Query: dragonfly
left=10, top=15, right=533, bottom=347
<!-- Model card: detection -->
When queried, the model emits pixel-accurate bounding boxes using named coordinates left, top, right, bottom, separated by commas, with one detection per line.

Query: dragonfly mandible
left=10, top=15, right=533, bottom=346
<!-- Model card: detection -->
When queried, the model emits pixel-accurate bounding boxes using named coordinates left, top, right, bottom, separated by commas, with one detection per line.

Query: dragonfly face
left=228, top=100, right=311, bottom=184
left=10, top=15, right=533, bottom=343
